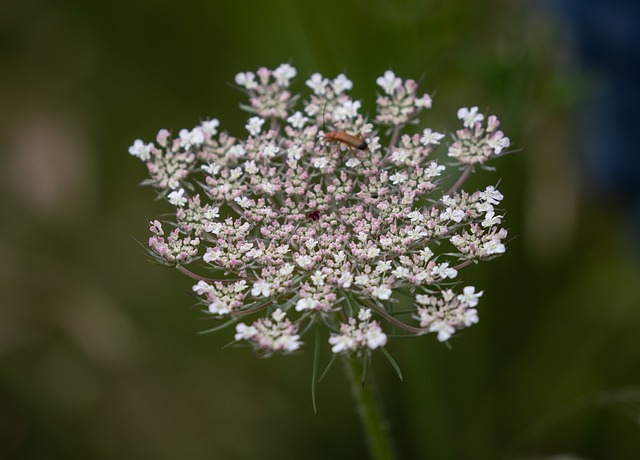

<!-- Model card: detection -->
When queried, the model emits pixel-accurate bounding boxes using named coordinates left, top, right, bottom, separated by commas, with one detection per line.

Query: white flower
left=168, top=188, right=187, bottom=207
left=333, top=251, right=346, bottom=263
left=295, top=297, right=318, bottom=311
left=424, top=161, right=446, bottom=179
left=481, top=186, right=504, bottom=205
left=367, top=135, right=380, bottom=151
left=332, top=74, right=353, bottom=94
left=415, top=93, right=433, bottom=109
left=235, top=71, right=258, bottom=89
left=432, top=263, right=457, bottom=279
left=244, top=160, right=259, bottom=175
left=234, top=196, right=253, bottom=208
left=392, top=266, right=410, bottom=278
left=415, top=294, right=432, bottom=305
left=179, top=127, right=204, bottom=149
left=418, top=247, right=433, bottom=262
left=287, top=145, right=302, bottom=161
left=263, top=144, right=280, bottom=157
left=379, top=237, right=393, bottom=248
left=442, top=289, right=455, bottom=303
left=311, top=270, right=326, bottom=286
left=192, top=280, right=212, bottom=296
left=306, top=73, right=328, bottom=95
left=406, top=227, right=427, bottom=240
left=232, top=280, right=248, bottom=293
left=204, top=222, right=222, bottom=235
left=128, top=139, right=153, bottom=161
left=251, top=280, right=272, bottom=297
left=375, top=260, right=392, bottom=272
left=441, top=207, right=465, bottom=223
left=201, top=162, right=221, bottom=175
left=430, top=321, right=455, bottom=342
left=339, top=271, right=353, bottom=288
left=235, top=323, right=258, bottom=341
left=376, top=70, right=401, bottom=95
left=245, top=116, right=265, bottom=136
left=312, top=157, right=330, bottom=169
left=333, top=100, right=361, bottom=120
left=329, top=334, right=355, bottom=354
left=279, top=334, right=302, bottom=352
left=355, top=273, right=371, bottom=286
left=390, top=149, right=410, bottom=164
left=200, top=119, right=220, bottom=136
left=457, top=106, right=484, bottom=128
left=372, top=285, right=392, bottom=300
left=461, top=309, right=479, bottom=327
left=279, top=263, right=295, bottom=276
left=420, top=128, right=445, bottom=146
left=203, top=248, right=220, bottom=262
left=287, top=111, right=308, bottom=129
left=483, top=237, right=506, bottom=255
left=365, top=325, right=387, bottom=349
left=208, top=299, right=231, bottom=315
left=457, top=286, right=483, bottom=307
left=482, top=211, right=502, bottom=227
left=272, top=308, right=286, bottom=322
left=295, top=254, right=313, bottom=269
left=488, top=131, right=510, bottom=154
left=366, top=246, right=381, bottom=259
left=407, top=211, right=423, bottom=222
left=345, top=157, right=361, bottom=168
left=441, top=195, right=456, bottom=207
left=389, top=172, right=407, bottom=185
left=273, top=63, right=297, bottom=87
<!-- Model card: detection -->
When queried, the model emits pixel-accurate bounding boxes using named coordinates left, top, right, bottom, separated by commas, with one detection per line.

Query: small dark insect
left=307, top=210, right=321, bottom=221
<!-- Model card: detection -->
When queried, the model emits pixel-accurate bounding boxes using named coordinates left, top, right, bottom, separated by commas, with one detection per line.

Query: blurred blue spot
left=545, top=0, right=640, bottom=242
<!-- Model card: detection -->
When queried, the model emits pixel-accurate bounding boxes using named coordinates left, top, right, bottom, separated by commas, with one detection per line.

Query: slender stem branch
left=231, top=302, right=270, bottom=317
left=176, top=265, right=226, bottom=283
left=365, top=300, right=426, bottom=335
left=176, top=265, right=255, bottom=283
left=452, top=259, right=474, bottom=271
left=388, top=124, right=403, bottom=151
left=446, top=165, right=473, bottom=196
left=343, top=355, right=396, bottom=460
left=176, top=265, right=238, bottom=283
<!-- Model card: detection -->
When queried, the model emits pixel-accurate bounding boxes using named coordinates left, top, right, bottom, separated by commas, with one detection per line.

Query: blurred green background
left=2, top=0, right=639, bottom=459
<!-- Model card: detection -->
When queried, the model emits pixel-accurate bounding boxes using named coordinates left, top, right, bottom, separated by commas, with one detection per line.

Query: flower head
left=130, top=64, right=511, bottom=359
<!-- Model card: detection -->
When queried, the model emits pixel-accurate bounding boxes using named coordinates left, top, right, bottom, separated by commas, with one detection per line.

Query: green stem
left=343, top=355, right=396, bottom=460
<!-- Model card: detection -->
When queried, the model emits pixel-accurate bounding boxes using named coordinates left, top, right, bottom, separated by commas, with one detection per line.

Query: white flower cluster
left=193, top=279, right=248, bottom=315
left=148, top=220, right=200, bottom=265
left=375, top=70, right=432, bottom=126
left=234, top=308, right=302, bottom=354
left=130, top=64, right=511, bottom=358
left=448, top=108, right=511, bottom=165
left=416, top=286, right=483, bottom=342
left=329, top=309, right=387, bottom=353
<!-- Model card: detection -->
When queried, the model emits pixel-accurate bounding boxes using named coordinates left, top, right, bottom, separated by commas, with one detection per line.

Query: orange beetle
left=323, top=131, right=368, bottom=154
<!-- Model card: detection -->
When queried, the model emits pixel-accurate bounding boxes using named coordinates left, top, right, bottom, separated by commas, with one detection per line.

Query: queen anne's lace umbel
left=129, top=63, right=511, bottom=357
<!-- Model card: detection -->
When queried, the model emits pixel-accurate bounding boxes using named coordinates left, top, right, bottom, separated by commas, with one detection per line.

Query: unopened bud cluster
left=129, top=63, right=511, bottom=357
